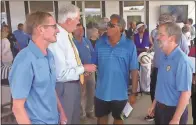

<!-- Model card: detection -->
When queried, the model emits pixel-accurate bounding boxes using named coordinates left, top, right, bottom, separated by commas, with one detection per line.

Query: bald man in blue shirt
left=148, top=22, right=193, bottom=124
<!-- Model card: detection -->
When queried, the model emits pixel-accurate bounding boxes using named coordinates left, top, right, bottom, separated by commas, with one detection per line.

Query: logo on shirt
left=86, top=45, right=90, bottom=49
left=166, top=65, right=171, bottom=71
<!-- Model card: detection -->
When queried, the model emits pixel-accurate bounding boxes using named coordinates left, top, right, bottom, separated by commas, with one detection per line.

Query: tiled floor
left=2, top=94, right=193, bottom=124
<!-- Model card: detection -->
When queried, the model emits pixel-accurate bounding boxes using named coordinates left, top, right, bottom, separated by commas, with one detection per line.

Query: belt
left=157, top=102, right=175, bottom=109
left=64, top=80, right=80, bottom=83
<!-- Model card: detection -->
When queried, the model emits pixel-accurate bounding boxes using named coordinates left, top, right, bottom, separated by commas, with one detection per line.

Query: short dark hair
left=110, top=14, right=126, bottom=32
left=18, top=23, right=23, bottom=29
left=188, top=18, right=193, bottom=24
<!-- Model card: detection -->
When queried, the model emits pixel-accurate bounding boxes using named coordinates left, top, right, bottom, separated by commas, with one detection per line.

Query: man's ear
left=169, top=35, right=176, bottom=43
left=37, top=25, right=44, bottom=35
left=66, top=18, right=72, bottom=25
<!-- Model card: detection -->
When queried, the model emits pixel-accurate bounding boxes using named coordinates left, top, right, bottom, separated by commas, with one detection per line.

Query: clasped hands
left=83, top=64, right=97, bottom=76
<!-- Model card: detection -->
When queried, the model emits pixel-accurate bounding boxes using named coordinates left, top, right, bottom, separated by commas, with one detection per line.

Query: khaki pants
left=80, top=73, right=96, bottom=117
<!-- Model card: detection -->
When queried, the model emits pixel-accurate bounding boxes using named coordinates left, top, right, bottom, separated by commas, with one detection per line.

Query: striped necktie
left=68, top=33, right=84, bottom=84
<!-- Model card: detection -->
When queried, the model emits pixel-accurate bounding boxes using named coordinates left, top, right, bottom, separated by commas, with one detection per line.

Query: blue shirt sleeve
left=176, top=59, right=192, bottom=91
left=129, top=43, right=139, bottom=70
left=8, top=55, right=34, bottom=99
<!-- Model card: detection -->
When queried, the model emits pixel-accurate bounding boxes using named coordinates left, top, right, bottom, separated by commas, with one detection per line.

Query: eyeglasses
left=107, top=22, right=118, bottom=28
left=43, top=24, right=57, bottom=29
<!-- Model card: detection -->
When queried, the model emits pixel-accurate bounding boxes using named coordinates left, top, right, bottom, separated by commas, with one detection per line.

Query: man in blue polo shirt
left=93, top=14, right=139, bottom=124
left=148, top=22, right=193, bottom=124
left=13, top=23, right=30, bottom=50
left=9, top=11, right=66, bottom=124
left=73, top=23, right=96, bottom=120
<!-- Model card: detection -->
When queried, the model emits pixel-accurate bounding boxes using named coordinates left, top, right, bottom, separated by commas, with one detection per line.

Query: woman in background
left=133, top=22, right=153, bottom=94
left=1, top=31, right=13, bottom=65
left=89, top=28, right=99, bottom=48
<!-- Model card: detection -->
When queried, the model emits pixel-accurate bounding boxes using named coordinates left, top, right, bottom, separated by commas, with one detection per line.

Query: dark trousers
left=150, top=67, right=158, bottom=102
left=155, top=102, right=188, bottom=124
left=192, top=84, right=196, bottom=125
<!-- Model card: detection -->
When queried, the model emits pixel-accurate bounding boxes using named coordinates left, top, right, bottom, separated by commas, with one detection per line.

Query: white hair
left=58, top=4, right=80, bottom=23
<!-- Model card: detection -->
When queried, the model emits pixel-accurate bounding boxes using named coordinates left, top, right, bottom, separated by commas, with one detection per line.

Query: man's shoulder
left=12, top=48, right=34, bottom=67
left=121, top=37, right=136, bottom=49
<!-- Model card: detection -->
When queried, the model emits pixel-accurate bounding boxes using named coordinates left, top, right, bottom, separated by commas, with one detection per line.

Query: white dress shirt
left=49, top=25, right=84, bottom=82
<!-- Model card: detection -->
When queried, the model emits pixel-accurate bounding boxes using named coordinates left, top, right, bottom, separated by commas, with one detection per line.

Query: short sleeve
left=8, top=56, right=33, bottom=99
left=176, top=60, right=193, bottom=91
left=129, top=44, right=139, bottom=70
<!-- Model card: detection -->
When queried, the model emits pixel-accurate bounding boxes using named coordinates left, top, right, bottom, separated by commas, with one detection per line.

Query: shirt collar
left=74, top=37, right=85, bottom=44
left=164, top=46, right=180, bottom=60
left=57, top=24, right=68, bottom=35
left=28, top=40, right=51, bottom=58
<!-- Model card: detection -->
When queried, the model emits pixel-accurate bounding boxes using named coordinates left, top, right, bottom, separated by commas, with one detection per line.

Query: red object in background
left=189, top=46, right=196, bottom=57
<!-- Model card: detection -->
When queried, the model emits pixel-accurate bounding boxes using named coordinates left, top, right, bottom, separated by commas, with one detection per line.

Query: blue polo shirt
left=155, top=47, right=193, bottom=106
left=13, top=30, right=30, bottom=50
left=74, top=37, right=94, bottom=64
left=93, top=34, right=139, bottom=101
left=9, top=40, right=59, bottom=124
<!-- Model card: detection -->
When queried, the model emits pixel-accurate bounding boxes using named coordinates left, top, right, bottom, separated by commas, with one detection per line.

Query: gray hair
left=97, top=20, right=107, bottom=30
left=161, top=22, right=182, bottom=44
left=58, top=4, right=80, bottom=23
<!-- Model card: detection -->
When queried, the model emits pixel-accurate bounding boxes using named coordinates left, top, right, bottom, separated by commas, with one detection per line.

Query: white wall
left=149, top=1, right=195, bottom=33
left=105, top=1, right=119, bottom=18
left=9, top=1, right=26, bottom=31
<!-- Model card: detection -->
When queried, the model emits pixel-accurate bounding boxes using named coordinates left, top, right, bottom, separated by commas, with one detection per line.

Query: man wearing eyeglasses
left=49, top=4, right=97, bottom=124
left=9, top=11, right=66, bottom=124
left=92, top=14, right=139, bottom=124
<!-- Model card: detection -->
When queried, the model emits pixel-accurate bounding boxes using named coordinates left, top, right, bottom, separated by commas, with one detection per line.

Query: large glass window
left=1, top=1, right=7, bottom=25
left=85, top=1, right=102, bottom=28
left=29, top=1, right=55, bottom=18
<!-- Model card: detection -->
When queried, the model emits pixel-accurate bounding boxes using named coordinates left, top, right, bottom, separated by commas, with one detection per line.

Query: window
left=123, top=1, right=144, bottom=12
left=1, top=1, right=5, bottom=12
left=29, top=1, right=55, bottom=18
left=85, top=1, right=102, bottom=28
left=1, top=1, right=7, bottom=25
left=29, top=1, right=54, bottom=12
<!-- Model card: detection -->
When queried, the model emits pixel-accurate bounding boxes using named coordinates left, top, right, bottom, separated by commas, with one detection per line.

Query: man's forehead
left=110, top=18, right=119, bottom=24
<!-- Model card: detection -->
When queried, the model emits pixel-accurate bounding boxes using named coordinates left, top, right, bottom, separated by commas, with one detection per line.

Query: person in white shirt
left=48, top=4, right=96, bottom=124
left=1, top=31, right=13, bottom=65
left=182, top=24, right=191, bottom=48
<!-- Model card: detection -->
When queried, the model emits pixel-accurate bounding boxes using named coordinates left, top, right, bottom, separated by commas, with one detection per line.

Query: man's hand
left=169, top=118, right=180, bottom=124
left=83, top=64, right=97, bottom=73
left=147, top=100, right=156, bottom=117
left=84, top=72, right=92, bottom=76
left=129, top=95, right=136, bottom=105
left=60, top=112, right=67, bottom=124
left=147, top=105, right=155, bottom=117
